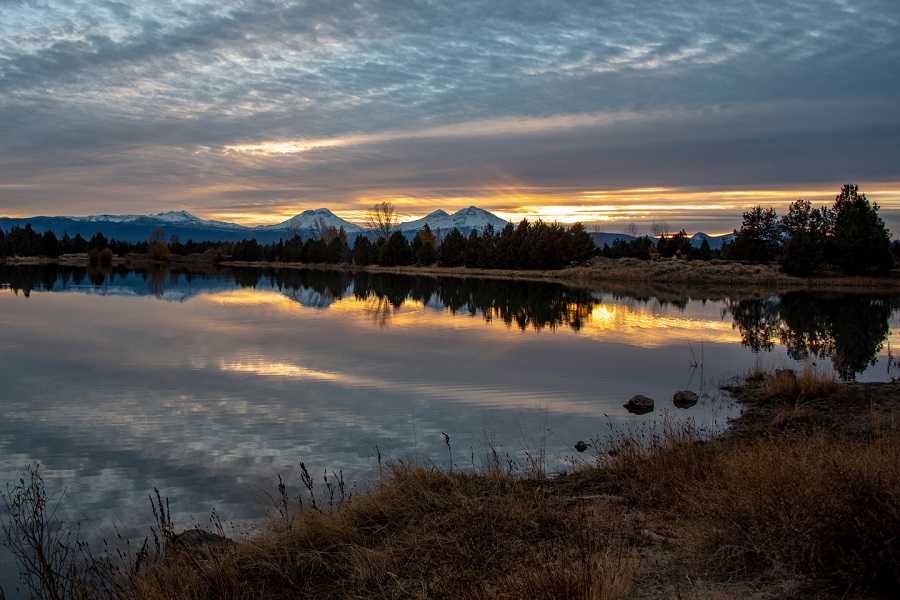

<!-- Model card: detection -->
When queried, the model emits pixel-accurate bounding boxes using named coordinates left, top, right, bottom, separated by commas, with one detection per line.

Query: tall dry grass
left=760, top=364, right=842, bottom=402
left=601, top=422, right=900, bottom=593
left=124, top=464, right=639, bottom=600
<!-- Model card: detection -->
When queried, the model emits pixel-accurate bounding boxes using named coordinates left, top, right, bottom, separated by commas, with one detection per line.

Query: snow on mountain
left=71, top=210, right=247, bottom=230
left=689, top=232, right=734, bottom=250
left=398, top=209, right=449, bottom=232
left=399, top=206, right=507, bottom=233
left=256, top=208, right=364, bottom=233
left=70, top=213, right=149, bottom=224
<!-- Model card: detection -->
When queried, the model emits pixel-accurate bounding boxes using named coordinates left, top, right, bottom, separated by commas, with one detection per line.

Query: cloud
left=0, top=1, right=897, bottom=226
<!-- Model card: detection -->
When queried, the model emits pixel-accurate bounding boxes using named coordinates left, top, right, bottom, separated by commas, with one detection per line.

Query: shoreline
left=5, top=253, right=900, bottom=293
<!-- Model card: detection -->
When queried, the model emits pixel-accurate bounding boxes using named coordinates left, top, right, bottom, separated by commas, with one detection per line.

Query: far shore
left=4, top=252, right=900, bottom=293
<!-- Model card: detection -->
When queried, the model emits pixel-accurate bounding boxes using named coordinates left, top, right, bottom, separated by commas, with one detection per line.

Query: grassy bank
left=2, top=369, right=898, bottom=599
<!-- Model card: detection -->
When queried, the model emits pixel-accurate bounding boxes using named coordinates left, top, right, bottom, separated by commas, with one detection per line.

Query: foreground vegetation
left=2, top=367, right=898, bottom=599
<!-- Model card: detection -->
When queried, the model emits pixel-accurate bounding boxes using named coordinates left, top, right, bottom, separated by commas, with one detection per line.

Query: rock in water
left=623, top=394, right=654, bottom=414
left=673, top=390, right=699, bottom=408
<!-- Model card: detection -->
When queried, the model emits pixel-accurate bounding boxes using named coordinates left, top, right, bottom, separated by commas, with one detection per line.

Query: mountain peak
left=151, top=210, right=203, bottom=223
left=257, top=208, right=364, bottom=232
left=399, top=205, right=507, bottom=232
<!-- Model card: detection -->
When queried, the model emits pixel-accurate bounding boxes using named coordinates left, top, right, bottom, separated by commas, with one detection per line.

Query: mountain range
left=0, top=206, right=508, bottom=245
left=1, top=206, right=732, bottom=249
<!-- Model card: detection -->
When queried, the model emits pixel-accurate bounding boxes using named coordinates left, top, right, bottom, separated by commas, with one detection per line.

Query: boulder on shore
left=673, top=390, right=699, bottom=408
left=623, top=394, right=654, bottom=415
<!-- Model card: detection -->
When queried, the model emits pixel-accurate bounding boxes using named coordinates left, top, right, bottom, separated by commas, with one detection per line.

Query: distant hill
left=589, top=232, right=634, bottom=247
left=0, top=211, right=269, bottom=244
left=590, top=231, right=734, bottom=250
left=689, top=232, right=734, bottom=250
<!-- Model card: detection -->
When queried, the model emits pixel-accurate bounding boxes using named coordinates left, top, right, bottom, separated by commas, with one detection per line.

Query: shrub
left=148, top=241, right=171, bottom=262
left=100, top=247, right=114, bottom=267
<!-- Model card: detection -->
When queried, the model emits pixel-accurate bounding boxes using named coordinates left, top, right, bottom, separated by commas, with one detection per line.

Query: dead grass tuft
left=761, top=365, right=842, bottom=402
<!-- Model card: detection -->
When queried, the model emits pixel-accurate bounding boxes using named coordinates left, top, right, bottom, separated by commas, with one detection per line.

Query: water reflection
left=235, top=268, right=598, bottom=332
left=3, top=264, right=900, bottom=590
left=726, top=292, right=900, bottom=380
left=3, top=265, right=900, bottom=380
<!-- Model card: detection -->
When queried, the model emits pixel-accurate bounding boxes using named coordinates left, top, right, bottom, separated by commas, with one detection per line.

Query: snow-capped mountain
left=69, top=210, right=247, bottom=230
left=255, top=208, right=365, bottom=234
left=398, top=209, right=450, bottom=232
left=398, top=206, right=508, bottom=234
left=2, top=205, right=522, bottom=244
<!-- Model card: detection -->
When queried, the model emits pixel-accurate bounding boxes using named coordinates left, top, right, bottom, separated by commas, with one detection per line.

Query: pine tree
left=830, top=184, right=893, bottom=274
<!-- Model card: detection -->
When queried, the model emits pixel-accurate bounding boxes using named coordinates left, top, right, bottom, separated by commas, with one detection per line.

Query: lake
left=1, top=264, right=898, bottom=586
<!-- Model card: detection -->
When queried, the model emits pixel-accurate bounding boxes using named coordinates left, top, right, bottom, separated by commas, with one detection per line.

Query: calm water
left=1, top=264, right=899, bottom=585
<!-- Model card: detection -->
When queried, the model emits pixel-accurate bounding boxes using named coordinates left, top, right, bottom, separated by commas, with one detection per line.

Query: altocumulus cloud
left=0, top=0, right=898, bottom=232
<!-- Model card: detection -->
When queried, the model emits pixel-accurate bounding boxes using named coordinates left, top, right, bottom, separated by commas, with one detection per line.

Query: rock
left=623, top=394, right=654, bottom=414
left=170, top=528, right=231, bottom=554
left=641, top=529, right=666, bottom=543
left=672, top=390, right=699, bottom=408
left=574, top=440, right=589, bottom=453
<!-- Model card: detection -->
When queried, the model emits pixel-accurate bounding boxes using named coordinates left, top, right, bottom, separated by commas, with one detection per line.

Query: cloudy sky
left=1, top=0, right=898, bottom=233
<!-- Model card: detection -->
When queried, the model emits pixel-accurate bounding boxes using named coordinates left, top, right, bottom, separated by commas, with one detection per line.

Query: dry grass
left=125, top=410, right=897, bottom=598
left=123, top=465, right=642, bottom=600
left=598, top=415, right=900, bottom=595
left=760, top=365, right=842, bottom=402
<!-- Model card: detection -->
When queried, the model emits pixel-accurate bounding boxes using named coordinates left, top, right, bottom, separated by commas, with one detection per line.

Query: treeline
left=231, top=221, right=597, bottom=270
left=722, top=184, right=897, bottom=275
left=1, top=220, right=596, bottom=271
left=0, top=224, right=231, bottom=263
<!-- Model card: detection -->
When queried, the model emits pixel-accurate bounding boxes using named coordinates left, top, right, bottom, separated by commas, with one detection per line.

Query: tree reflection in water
left=4, top=265, right=897, bottom=380
left=726, top=292, right=899, bottom=380
left=230, top=268, right=598, bottom=331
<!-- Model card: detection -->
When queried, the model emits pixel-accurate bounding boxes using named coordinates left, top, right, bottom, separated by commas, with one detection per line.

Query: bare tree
left=650, top=220, right=669, bottom=239
left=286, top=219, right=303, bottom=241
left=313, top=216, right=338, bottom=243
left=367, top=201, right=398, bottom=241
left=148, top=226, right=166, bottom=244
left=623, top=222, right=639, bottom=238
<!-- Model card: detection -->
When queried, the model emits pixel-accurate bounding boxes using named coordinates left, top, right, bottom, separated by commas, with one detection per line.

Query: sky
left=0, top=0, right=898, bottom=235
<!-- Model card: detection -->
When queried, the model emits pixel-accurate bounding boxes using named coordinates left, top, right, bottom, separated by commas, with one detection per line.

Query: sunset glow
left=203, top=184, right=900, bottom=236
left=0, top=1, right=897, bottom=234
